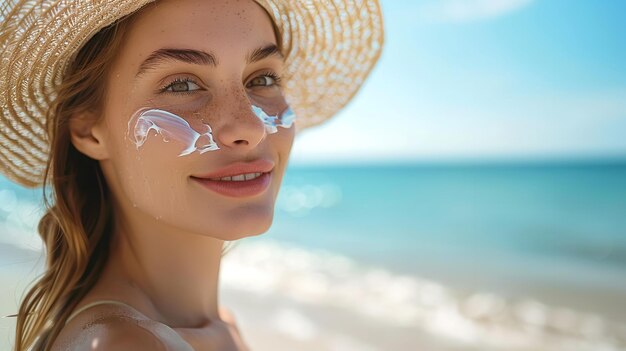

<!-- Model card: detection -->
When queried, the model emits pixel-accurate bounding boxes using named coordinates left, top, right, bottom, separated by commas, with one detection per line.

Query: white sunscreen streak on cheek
left=127, top=108, right=220, bottom=156
left=251, top=105, right=296, bottom=134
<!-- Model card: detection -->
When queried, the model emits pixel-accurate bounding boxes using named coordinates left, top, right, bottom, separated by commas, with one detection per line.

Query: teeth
left=211, top=172, right=263, bottom=181
left=244, top=173, right=260, bottom=181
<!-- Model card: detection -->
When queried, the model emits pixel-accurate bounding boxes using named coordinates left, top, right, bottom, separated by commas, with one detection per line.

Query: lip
left=192, top=159, right=274, bottom=179
left=190, top=159, right=274, bottom=198
left=191, top=171, right=272, bottom=198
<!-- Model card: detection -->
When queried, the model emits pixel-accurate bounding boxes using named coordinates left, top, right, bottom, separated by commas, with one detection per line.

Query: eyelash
left=158, top=71, right=283, bottom=95
left=257, top=71, right=283, bottom=87
left=159, top=77, right=197, bottom=96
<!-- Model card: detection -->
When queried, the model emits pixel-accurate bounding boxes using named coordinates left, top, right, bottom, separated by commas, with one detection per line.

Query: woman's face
left=95, top=0, right=296, bottom=240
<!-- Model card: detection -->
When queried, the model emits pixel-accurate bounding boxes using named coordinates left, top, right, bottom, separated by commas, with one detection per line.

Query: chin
left=212, top=225, right=271, bottom=241
left=203, top=209, right=275, bottom=241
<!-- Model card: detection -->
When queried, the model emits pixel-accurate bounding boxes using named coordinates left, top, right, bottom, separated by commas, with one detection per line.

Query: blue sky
left=290, top=0, right=626, bottom=164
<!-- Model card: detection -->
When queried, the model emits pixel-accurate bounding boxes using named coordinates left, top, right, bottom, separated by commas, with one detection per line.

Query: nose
left=213, top=87, right=267, bottom=150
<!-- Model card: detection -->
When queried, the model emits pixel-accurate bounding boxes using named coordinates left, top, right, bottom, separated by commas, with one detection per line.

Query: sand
left=1, top=242, right=625, bottom=351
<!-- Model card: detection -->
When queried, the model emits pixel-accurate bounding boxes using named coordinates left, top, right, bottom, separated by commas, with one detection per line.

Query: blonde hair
left=12, top=6, right=257, bottom=349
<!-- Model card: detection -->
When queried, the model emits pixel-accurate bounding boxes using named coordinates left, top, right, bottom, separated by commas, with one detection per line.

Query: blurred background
left=1, top=0, right=625, bottom=350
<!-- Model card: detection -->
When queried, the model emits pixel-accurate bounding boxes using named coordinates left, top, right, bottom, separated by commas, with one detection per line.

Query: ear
left=68, top=110, right=110, bottom=160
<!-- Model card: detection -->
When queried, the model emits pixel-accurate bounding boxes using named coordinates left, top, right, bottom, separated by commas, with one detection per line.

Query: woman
left=0, top=0, right=383, bottom=349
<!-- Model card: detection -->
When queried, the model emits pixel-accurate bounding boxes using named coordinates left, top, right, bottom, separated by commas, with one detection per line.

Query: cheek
left=115, top=137, right=189, bottom=216
left=275, top=121, right=296, bottom=154
left=268, top=127, right=296, bottom=192
left=105, top=109, right=196, bottom=215
left=283, top=126, right=296, bottom=160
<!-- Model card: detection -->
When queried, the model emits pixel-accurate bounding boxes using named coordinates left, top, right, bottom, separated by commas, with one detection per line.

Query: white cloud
left=420, top=0, right=534, bottom=23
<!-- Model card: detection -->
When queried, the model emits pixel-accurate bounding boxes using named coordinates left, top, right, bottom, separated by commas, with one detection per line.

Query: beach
left=2, top=238, right=625, bottom=351
left=218, top=237, right=626, bottom=351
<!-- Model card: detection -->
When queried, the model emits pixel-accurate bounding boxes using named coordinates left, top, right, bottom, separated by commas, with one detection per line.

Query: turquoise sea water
left=270, top=162, right=626, bottom=280
left=1, top=161, right=626, bottom=349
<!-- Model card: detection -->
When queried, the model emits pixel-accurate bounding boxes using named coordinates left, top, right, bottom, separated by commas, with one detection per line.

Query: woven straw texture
left=0, top=0, right=384, bottom=188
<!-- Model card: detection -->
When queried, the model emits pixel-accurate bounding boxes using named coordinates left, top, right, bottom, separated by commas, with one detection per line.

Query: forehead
left=122, top=0, right=277, bottom=61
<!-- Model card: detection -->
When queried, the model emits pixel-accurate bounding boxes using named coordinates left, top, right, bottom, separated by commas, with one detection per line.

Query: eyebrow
left=135, top=43, right=284, bottom=77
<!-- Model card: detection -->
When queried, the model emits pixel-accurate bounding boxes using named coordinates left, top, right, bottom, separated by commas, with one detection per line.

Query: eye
left=247, top=72, right=282, bottom=88
left=161, top=78, right=202, bottom=94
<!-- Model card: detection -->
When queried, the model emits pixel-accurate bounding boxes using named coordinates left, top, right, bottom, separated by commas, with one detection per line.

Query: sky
left=289, top=0, right=626, bottom=165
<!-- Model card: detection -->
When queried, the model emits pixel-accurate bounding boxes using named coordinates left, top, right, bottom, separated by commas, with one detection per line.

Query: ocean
left=1, top=162, right=625, bottom=350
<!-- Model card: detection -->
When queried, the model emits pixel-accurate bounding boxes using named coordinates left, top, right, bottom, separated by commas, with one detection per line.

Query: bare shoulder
left=51, top=305, right=193, bottom=351
left=51, top=314, right=167, bottom=351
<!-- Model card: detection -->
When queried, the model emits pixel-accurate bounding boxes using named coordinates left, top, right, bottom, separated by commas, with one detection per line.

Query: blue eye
left=161, top=78, right=201, bottom=95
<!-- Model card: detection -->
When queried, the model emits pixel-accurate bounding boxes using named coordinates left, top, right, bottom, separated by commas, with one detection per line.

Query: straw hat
left=0, top=0, right=384, bottom=188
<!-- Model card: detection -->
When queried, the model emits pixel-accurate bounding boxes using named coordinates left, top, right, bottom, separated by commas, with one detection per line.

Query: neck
left=94, top=205, right=224, bottom=328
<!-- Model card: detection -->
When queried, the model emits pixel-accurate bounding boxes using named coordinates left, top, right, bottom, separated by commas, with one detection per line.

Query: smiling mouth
left=204, top=171, right=268, bottom=182
left=190, top=171, right=272, bottom=198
